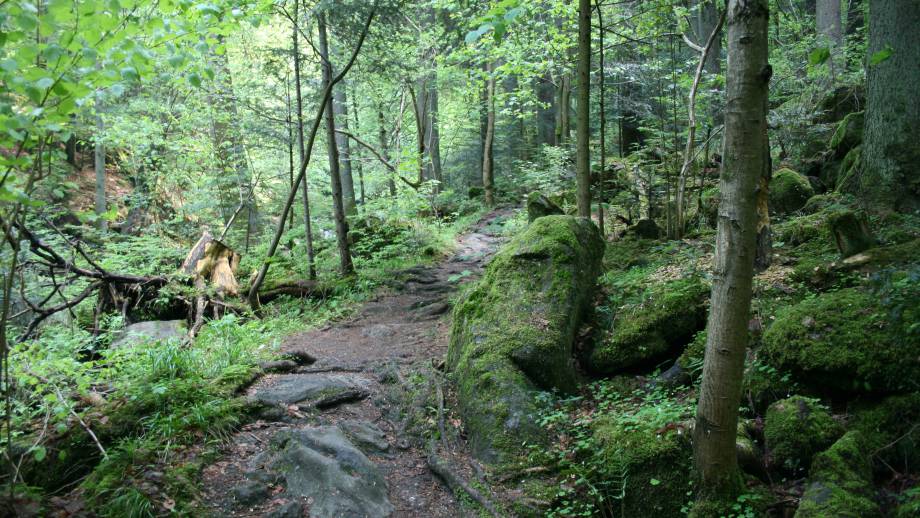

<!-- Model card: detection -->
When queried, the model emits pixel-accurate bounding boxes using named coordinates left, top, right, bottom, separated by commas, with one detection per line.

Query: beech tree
left=574, top=0, right=591, bottom=218
left=693, top=0, right=770, bottom=511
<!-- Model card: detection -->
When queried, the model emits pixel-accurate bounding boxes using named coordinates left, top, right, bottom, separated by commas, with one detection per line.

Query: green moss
left=829, top=111, right=865, bottom=156
left=764, top=396, right=843, bottom=473
left=447, top=215, right=605, bottom=463
left=526, top=191, right=563, bottom=222
left=770, top=168, right=816, bottom=216
left=602, top=238, right=657, bottom=272
left=593, top=417, right=692, bottom=517
left=836, top=145, right=862, bottom=191
left=851, top=393, right=920, bottom=473
left=676, top=329, right=707, bottom=377
left=586, top=276, right=709, bottom=375
left=761, top=287, right=920, bottom=394
left=795, top=431, right=881, bottom=518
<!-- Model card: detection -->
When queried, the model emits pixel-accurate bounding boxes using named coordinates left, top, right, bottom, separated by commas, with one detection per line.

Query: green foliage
left=763, top=396, right=843, bottom=473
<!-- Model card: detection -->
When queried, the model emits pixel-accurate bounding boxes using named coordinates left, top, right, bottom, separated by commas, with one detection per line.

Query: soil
left=198, top=209, right=512, bottom=517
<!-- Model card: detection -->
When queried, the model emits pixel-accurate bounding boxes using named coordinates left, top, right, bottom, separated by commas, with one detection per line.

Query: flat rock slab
left=271, top=426, right=394, bottom=518
left=251, top=374, right=371, bottom=406
left=340, top=420, right=390, bottom=453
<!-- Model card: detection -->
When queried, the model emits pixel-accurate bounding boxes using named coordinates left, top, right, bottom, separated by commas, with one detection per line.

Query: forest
left=0, top=0, right=918, bottom=516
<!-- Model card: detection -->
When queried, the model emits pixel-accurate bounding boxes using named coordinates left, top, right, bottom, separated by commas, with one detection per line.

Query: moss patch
left=760, top=287, right=920, bottom=395
left=770, top=168, right=815, bottom=216
left=447, top=215, right=605, bottom=463
left=586, top=276, right=709, bottom=375
left=829, top=111, right=865, bottom=158
left=764, top=396, right=843, bottom=473
left=795, top=431, right=882, bottom=518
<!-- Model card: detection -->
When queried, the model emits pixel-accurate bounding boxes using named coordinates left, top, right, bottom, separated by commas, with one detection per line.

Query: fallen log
left=256, top=280, right=332, bottom=304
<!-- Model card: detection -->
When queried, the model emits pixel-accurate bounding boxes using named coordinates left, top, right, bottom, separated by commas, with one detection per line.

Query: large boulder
left=110, top=320, right=186, bottom=348
left=267, top=426, right=394, bottom=518
left=526, top=191, right=564, bottom=222
left=764, top=396, right=843, bottom=474
left=586, top=277, right=709, bottom=375
left=761, top=287, right=920, bottom=395
left=813, top=85, right=865, bottom=124
left=795, top=431, right=881, bottom=518
left=829, top=111, right=864, bottom=159
left=770, top=169, right=815, bottom=216
left=447, top=215, right=604, bottom=463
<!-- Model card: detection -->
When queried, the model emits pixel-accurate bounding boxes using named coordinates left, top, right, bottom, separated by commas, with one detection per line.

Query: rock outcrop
left=447, top=215, right=604, bottom=463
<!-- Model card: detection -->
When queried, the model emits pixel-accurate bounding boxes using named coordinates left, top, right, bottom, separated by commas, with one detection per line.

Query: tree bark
left=695, top=0, right=722, bottom=75
left=428, top=80, right=443, bottom=189
left=94, top=106, right=106, bottom=231
left=318, top=12, right=354, bottom=275
left=292, top=1, right=317, bottom=280
left=858, top=0, right=920, bottom=211
left=482, top=62, right=496, bottom=206
left=596, top=0, right=606, bottom=236
left=557, top=74, right=572, bottom=145
left=536, top=73, right=557, bottom=147
left=378, top=107, right=397, bottom=196
left=575, top=0, right=592, bottom=219
left=693, top=0, right=769, bottom=507
left=333, top=85, right=358, bottom=215
left=816, top=0, right=842, bottom=74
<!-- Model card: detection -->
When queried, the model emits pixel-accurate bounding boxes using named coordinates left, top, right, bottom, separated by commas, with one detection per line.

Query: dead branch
left=334, top=129, right=422, bottom=190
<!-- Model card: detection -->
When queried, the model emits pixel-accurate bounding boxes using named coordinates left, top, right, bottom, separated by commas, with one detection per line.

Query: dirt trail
left=200, top=209, right=511, bottom=517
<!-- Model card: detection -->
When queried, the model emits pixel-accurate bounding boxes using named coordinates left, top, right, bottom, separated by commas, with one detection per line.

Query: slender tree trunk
left=816, top=0, right=842, bottom=75
left=696, top=0, right=723, bottom=75
left=693, top=0, right=769, bottom=507
left=318, top=12, right=354, bottom=275
left=351, top=85, right=365, bottom=208
left=428, top=81, right=443, bottom=189
left=334, top=85, right=358, bottom=215
left=482, top=62, right=496, bottom=206
left=596, top=0, right=605, bottom=236
left=575, top=0, right=592, bottom=218
left=378, top=108, right=397, bottom=196
left=292, top=3, right=316, bottom=280
left=557, top=74, right=572, bottom=145
left=858, top=0, right=920, bottom=211
left=94, top=106, right=106, bottom=230
left=536, top=73, right=557, bottom=147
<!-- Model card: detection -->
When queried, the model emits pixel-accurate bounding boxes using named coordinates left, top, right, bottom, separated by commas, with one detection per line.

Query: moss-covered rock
left=814, top=84, right=866, bottom=124
left=447, top=215, right=605, bottom=463
left=585, top=276, right=709, bottom=375
left=626, top=218, right=661, bottom=239
left=770, top=169, right=815, bottom=216
left=593, top=417, right=691, bottom=517
left=851, top=393, right=920, bottom=474
left=764, top=396, right=843, bottom=473
left=795, top=431, right=882, bottom=518
left=827, top=209, right=875, bottom=258
left=829, top=111, right=865, bottom=158
left=836, top=145, right=862, bottom=191
left=761, top=287, right=920, bottom=395
left=526, top=191, right=564, bottom=222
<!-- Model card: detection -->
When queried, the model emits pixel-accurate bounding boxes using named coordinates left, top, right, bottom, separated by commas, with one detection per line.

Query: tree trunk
left=816, top=0, right=842, bottom=74
left=696, top=0, right=722, bottom=75
left=858, top=0, right=920, bottom=211
left=482, top=62, right=496, bottom=206
left=557, top=74, right=572, bottom=145
left=575, top=0, right=592, bottom=219
left=318, top=12, right=354, bottom=275
left=536, top=73, right=557, bottom=147
left=596, top=0, right=606, bottom=236
left=334, top=86, right=358, bottom=215
left=94, top=107, right=106, bottom=231
left=292, top=3, right=316, bottom=280
left=428, top=80, right=443, bottom=189
left=351, top=85, right=366, bottom=208
left=693, top=0, right=769, bottom=508
left=378, top=108, right=397, bottom=196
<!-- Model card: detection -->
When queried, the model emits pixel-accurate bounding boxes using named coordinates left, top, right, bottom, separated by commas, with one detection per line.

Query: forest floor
left=199, top=208, right=512, bottom=517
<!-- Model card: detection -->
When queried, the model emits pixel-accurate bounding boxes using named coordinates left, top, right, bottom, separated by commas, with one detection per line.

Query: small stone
left=232, top=480, right=269, bottom=506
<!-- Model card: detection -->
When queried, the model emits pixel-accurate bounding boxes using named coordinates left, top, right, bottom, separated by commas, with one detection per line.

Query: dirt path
left=200, top=209, right=511, bottom=518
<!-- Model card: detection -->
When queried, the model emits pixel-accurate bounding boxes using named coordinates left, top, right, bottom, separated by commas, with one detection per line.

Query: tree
left=816, top=0, right=842, bottom=74
left=858, top=1, right=920, bottom=211
left=291, top=0, right=317, bottom=279
left=318, top=11, right=355, bottom=275
left=94, top=103, right=107, bottom=231
left=574, top=0, right=591, bottom=218
left=693, top=0, right=769, bottom=511
left=481, top=61, right=496, bottom=206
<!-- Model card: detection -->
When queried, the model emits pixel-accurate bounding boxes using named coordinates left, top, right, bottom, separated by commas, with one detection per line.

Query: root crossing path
left=201, top=209, right=511, bottom=518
